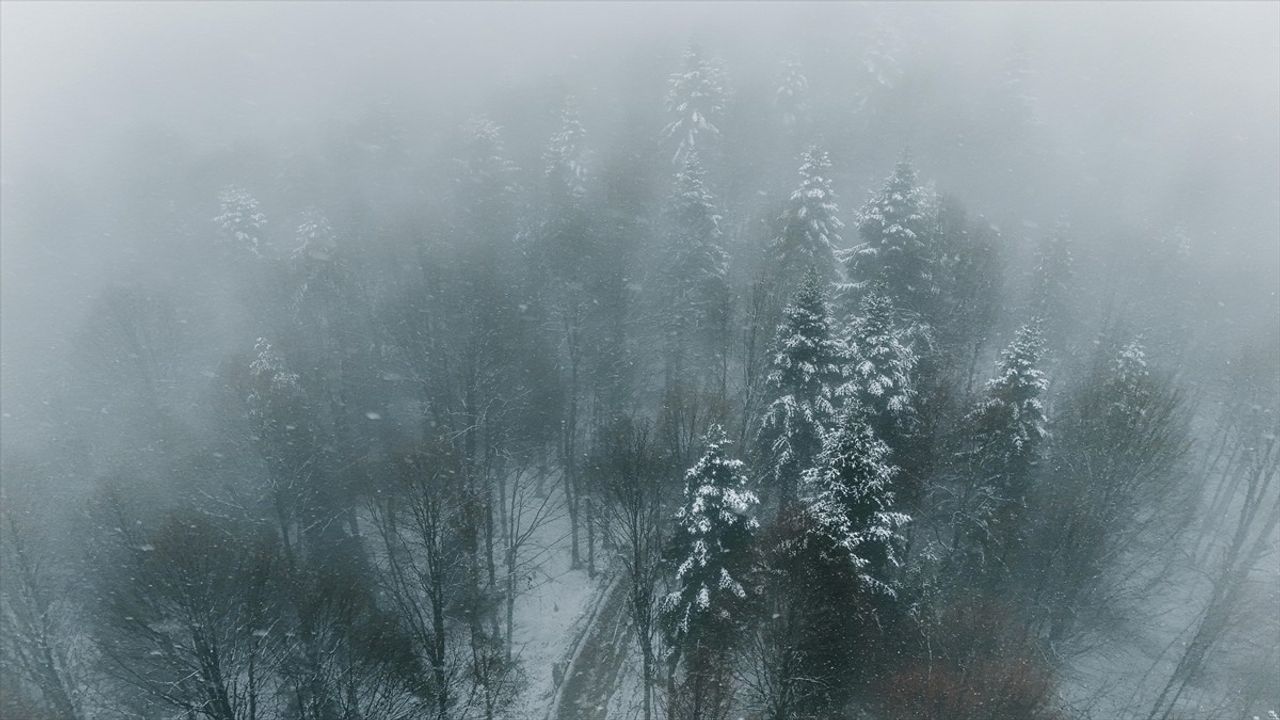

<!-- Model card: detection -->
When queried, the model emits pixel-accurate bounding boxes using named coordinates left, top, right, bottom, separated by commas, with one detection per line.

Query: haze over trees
left=2, top=3, right=1278, bottom=720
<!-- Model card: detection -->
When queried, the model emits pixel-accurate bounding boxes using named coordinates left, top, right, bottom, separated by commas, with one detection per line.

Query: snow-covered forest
left=2, top=3, right=1277, bottom=719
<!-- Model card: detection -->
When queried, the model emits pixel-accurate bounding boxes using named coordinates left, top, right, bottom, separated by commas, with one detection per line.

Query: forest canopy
left=1, top=3, right=1277, bottom=719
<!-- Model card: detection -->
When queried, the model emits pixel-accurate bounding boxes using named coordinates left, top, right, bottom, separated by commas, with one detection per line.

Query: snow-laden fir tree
left=932, top=197, right=1004, bottom=369
left=861, top=22, right=904, bottom=91
left=214, top=185, right=267, bottom=257
left=458, top=116, right=519, bottom=222
left=847, top=155, right=938, bottom=317
left=837, top=289, right=918, bottom=444
left=539, top=100, right=594, bottom=283
left=292, top=207, right=338, bottom=263
left=1106, top=339, right=1153, bottom=427
left=775, top=56, right=809, bottom=130
left=544, top=96, right=589, bottom=205
left=1030, top=218, right=1076, bottom=348
left=660, top=150, right=729, bottom=372
left=757, top=270, right=843, bottom=507
left=801, top=408, right=910, bottom=594
left=772, top=146, right=844, bottom=285
left=998, top=42, right=1039, bottom=134
left=661, top=425, right=759, bottom=653
left=663, top=45, right=726, bottom=166
left=964, top=320, right=1049, bottom=501
left=247, top=338, right=304, bottom=429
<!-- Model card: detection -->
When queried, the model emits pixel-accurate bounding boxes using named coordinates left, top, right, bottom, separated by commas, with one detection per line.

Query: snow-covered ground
left=506, top=503, right=611, bottom=720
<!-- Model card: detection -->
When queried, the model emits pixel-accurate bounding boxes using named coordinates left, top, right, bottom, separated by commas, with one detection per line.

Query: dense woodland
left=2, top=6, right=1278, bottom=720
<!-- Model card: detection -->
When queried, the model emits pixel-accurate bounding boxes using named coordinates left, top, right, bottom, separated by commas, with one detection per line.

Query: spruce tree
left=955, top=320, right=1050, bottom=575
left=214, top=185, right=267, bottom=257
left=663, top=45, right=726, bottom=166
left=544, top=97, right=589, bottom=206
left=965, top=320, right=1049, bottom=502
left=772, top=146, right=844, bottom=285
left=1030, top=218, right=1076, bottom=348
left=837, top=289, right=918, bottom=445
left=801, top=409, right=909, bottom=594
left=662, top=425, right=759, bottom=654
left=933, top=197, right=1004, bottom=383
left=775, top=56, right=809, bottom=130
left=757, top=271, right=843, bottom=506
left=540, top=100, right=593, bottom=284
left=660, top=150, right=729, bottom=381
left=848, top=156, right=938, bottom=316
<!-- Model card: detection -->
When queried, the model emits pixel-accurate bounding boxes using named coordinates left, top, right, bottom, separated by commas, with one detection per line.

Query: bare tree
left=594, top=417, right=668, bottom=720
left=1145, top=397, right=1279, bottom=720
left=499, top=458, right=565, bottom=659
left=90, top=508, right=286, bottom=720
left=0, top=498, right=90, bottom=720
left=370, top=445, right=469, bottom=719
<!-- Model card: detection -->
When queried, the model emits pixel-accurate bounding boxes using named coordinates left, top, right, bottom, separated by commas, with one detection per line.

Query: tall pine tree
left=837, top=289, right=918, bottom=447
left=1030, top=218, right=1076, bottom=351
left=660, top=150, right=729, bottom=385
left=662, top=425, right=759, bottom=652
left=662, top=425, right=758, bottom=720
left=663, top=45, right=726, bottom=166
left=848, top=155, right=938, bottom=317
left=801, top=409, right=910, bottom=595
left=772, top=146, right=844, bottom=287
left=965, top=320, right=1050, bottom=501
left=775, top=56, right=809, bottom=131
left=214, top=185, right=267, bottom=257
left=757, top=271, right=843, bottom=507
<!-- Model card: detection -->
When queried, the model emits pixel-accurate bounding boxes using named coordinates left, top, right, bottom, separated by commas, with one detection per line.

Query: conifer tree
left=965, top=320, right=1049, bottom=502
left=772, top=146, right=844, bottom=285
left=933, top=197, right=1005, bottom=383
left=538, top=101, right=596, bottom=570
left=662, top=426, right=759, bottom=645
left=663, top=45, right=726, bottom=166
left=660, top=150, right=729, bottom=382
left=1030, top=218, right=1076, bottom=347
left=544, top=97, right=589, bottom=206
left=849, top=156, right=938, bottom=316
left=214, top=185, right=267, bottom=257
left=802, top=409, right=909, bottom=594
left=757, top=271, right=843, bottom=506
left=775, top=56, right=809, bottom=130
left=662, top=425, right=758, bottom=706
left=837, top=290, right=917, bottom=445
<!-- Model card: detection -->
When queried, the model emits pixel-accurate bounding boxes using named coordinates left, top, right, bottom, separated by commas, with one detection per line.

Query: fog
left=1, top=3, right=1277, bottom=719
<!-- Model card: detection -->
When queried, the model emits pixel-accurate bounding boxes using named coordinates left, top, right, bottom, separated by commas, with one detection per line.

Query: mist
left=2, top=3, right=1277, bottom=719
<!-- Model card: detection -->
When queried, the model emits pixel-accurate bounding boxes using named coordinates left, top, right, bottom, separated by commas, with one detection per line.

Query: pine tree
left=458, top=116, right=519, bottom=229
left=663, top=45, right=726, bottom=166
left=801, top=409, right=909, bottom=594
left=544, top=97, right=589, bottom=205
left=540, top=101, right=593, bottom=283
left=998, top=43, right=1039, bottom=134
left=757, top=271, right=843, bottom=506
left=772, top=146, right=844, bottom=285
left=837, top=290, right=917, bottom=444
left=660, top=150, right=729, bottom=379
left=965, top=320, right=1049, bottom=501
left=848, top=156, right=938, bottom=316
left=292, top=208, right=338, bottom=263
left=662, top=425, right=759, bottom=654
left=214, top=185, right=267, bottom=257
left=1106, top=339, right=1153, bottom=428
left=1030, top=218, right=1075, bottom=347
left=932, top=197, right=1004, bottom=382
left=775, top=56, right=809, bottom=130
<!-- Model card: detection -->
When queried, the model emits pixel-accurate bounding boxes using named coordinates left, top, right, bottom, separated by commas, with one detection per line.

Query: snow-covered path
left=551, top=576, right=634, bottom=720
